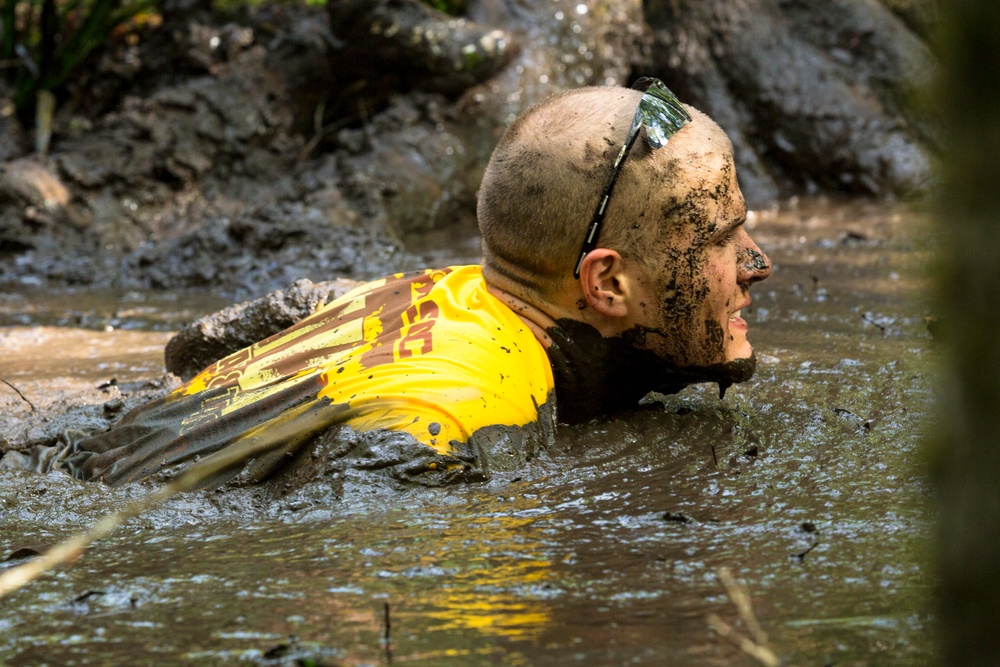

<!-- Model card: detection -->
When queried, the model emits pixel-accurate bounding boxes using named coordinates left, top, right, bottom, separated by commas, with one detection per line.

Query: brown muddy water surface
left=0, top=201, right=935, bottom=665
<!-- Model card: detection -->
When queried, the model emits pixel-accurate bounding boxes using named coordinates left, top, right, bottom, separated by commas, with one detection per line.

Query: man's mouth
left=729, top=301, right=751, bottom=330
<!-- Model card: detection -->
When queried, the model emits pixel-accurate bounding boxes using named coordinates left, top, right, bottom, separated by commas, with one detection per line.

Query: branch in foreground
left=707, top=567, right=781, bottom=667
left=0, top=425, right=302, bottom=598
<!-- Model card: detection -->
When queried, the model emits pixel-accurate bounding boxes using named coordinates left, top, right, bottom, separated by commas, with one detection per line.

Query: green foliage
left=422, top=0, right=465, bottom=16
left=210, top=0, right=463, bottom=11
left=0, top=0, right=155, bottom=122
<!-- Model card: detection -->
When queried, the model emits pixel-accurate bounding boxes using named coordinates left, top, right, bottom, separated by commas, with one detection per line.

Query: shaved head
left=477, top=87, right=639, bottom=294
left=476, top=82, right=772, bottom=409
left=476, top=86, right=732, bottom=298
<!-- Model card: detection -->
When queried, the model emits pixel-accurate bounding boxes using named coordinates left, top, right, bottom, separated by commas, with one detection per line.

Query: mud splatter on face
left=548, top=118, right=770, bottom=417
left=742, top=247, right=770, bottom=273
left=704, top=319, right=725, bottom=354
left=637, top=194, right=719, bottom=369
left=628, top=139, right=769, bottom=367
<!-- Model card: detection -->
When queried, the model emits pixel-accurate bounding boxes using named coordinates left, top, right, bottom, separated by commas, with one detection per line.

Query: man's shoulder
left=346, top=264, right=549, bottom=370
left=330, top=265, right=555, bottom=450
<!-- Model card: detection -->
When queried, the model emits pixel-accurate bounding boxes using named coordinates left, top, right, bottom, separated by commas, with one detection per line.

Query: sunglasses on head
left=573, top=77, right=692, bottom=279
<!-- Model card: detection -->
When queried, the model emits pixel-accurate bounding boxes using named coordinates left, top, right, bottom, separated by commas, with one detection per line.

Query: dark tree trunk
left=933, top=1, right=1000, bottom=663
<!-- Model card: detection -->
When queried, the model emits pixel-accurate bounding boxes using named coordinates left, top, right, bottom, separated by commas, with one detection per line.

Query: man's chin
left=668, top=352, right=757, bottom=399
left=546, top=319, right=761, bottom=421
left=719, top=352, right=757, bottom=383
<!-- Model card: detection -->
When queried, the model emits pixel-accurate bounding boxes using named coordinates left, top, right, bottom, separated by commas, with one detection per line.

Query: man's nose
left=738, top=235, right=772, bottom=284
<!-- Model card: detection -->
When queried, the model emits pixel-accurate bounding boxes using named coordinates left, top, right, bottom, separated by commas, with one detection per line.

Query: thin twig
left=1, top=378, right=36, bottom=411
left=861, top=312, right=886, bottom=334
left=708, top=567, right=780, bottom=667
left=794, top=537, right=819, bottom=561
left=707, top=613, right=780, bottom=667
left=718, top=567, right=769, bottom=647
left=0, top=484, right=172, bottom=597
left=383, top=600, right=393, bottom=665
left=0, top=423, right=311, bottom=598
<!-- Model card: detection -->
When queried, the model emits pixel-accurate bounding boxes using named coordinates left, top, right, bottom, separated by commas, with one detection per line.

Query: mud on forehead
left=587, top=107, right=739, bottom=266
left=641, top=119, right=743, bottom=240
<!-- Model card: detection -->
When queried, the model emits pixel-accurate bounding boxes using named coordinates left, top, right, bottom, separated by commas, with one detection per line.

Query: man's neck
left=485, top=283, right=556, bottom=349
left=482, top=268, right=754, bottom=423
left=484, top=278, right=689, bottom=423
left=543, top=319, right=695, bottom=424
left=482, top=263, right=619, bottom=343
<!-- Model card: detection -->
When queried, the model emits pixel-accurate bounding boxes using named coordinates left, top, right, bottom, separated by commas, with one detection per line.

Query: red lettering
left=397, top=300, right=440, bottom=358
left=398, top=320, right=435, bottom=357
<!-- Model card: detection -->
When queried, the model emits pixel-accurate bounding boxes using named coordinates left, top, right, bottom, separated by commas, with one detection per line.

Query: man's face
left=628, top=128, right=771, bottom=376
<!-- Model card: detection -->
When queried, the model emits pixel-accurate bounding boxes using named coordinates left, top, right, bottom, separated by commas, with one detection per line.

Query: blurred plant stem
left=421, top=0, right=464, bottom=15
left=34, top=87, right=53, bottom=152
left=0, top=0, right=155, bottom=153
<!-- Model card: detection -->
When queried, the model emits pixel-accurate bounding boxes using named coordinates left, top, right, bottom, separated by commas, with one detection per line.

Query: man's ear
left=578, top=249, right=633, bottom=319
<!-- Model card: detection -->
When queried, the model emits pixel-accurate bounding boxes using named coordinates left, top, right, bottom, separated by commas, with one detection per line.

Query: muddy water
left=0, top=200, right=935, bottom=665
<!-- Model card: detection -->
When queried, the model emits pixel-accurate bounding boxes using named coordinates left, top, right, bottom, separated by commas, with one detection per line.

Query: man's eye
left=716, top=222, right=746, bottom=246
left=717, top=230, right=736, bottom=246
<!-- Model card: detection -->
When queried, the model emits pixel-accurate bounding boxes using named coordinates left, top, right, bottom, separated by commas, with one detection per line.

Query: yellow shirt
left=75, top=266, right=555, bottom=485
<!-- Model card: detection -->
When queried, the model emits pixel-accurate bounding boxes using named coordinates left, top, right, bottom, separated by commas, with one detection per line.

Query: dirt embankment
left=0, top=0, right=936, bottom=298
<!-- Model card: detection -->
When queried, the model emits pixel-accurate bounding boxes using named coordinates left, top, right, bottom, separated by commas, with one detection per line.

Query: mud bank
left=0, top=1, right=936, bottom=298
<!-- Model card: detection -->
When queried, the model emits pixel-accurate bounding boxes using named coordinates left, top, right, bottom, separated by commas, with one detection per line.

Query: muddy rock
left=336, top=93, right=483, bottom=237
left=325, top=0, right=648, bottom=242
left=165, top=276, right=360, bottom=380
left=122, top=193, right=416, bottom=296
left=55, top=41, right=301, bottom=236
left=0, top=5, right=401, bottom=296
left=327, top=0, right=516, bottom=96
left=645, top=0, right=936, bottom=203
left=880, top=0, right=939, bottom=38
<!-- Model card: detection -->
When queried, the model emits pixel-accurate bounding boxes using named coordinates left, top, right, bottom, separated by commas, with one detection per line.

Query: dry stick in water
left=1, top=378, right=36, bottom=412
left=383, top=600, right=393, bottom=665
left=0, top=484, right=173, bottom=598
left=0, top=421, right=312, bottom=599
left=707, top=567, right=780, bottom=667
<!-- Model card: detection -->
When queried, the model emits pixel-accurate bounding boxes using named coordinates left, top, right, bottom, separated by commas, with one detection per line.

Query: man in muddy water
left=2, top=79, right=772, bottom=488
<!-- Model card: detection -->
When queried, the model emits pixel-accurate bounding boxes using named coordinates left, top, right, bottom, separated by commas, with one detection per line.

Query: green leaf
left=422, top=0, right=465, bottom=16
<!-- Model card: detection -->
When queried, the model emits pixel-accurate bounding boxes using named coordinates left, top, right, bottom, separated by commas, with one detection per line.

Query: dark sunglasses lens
left=635, top=80, right=691, bottom=149
left=573, top=78, right=692, bottom=278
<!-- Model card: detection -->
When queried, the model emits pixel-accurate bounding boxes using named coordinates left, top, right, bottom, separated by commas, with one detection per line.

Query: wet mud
left=0, top=200, right=934, bottom=665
